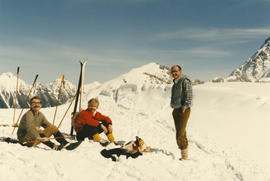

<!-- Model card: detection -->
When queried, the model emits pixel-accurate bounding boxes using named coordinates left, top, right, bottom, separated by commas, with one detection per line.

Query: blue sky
left=0, top=0, right=270, bottom=85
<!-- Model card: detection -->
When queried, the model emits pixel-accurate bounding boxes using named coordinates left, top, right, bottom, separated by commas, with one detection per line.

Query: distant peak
left=264, top=36, right=270, bottom=44
left=227, top=37, right=270, bottom=82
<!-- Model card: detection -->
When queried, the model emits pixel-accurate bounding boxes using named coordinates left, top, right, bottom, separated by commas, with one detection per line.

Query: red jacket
left=75, top=109, right=112, bottom=132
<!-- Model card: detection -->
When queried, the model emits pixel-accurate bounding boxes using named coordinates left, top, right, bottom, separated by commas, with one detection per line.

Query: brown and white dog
left=100, top=136, right=151, bottom=161
left=121, top=136, right=151, bottom=154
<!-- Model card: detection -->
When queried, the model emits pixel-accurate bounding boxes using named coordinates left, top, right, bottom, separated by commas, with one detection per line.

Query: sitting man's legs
left=98, top=120, right=115, bottom=143
left=76, top=124, right=100, bottom=142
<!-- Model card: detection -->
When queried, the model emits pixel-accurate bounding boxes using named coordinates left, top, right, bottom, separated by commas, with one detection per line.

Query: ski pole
left=0, top=124, right=18, bottom=127
left=11, top=74, right=39, bottom=136
left=12, top=67, right=20, bottom=124
left=57, top=94, right=76, bottom=129
left=52, top=74, right=65, bottom=126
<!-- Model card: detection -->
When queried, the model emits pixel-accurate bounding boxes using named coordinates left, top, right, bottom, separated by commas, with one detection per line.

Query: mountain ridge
left=0, top=72, right=76, bottom=108
left=227, top=36, right=270, bottom=82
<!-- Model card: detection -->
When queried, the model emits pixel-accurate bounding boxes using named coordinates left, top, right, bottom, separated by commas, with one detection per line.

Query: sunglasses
left=171, top=70, right=179, bottom=73
left=31, top=101, right=42, bottom=105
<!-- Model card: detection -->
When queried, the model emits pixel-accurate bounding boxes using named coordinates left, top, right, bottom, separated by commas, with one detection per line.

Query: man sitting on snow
left=74, top=98, right=115, bottom=145
left=17, top=96, right=73, bottom=150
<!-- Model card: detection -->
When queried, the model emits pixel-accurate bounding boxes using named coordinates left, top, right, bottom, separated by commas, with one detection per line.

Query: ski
left=0, top=137, right=19, bottom=144
left=65, top=141, right=82, bottom=150
left=70, top=60, right=87, bottom=136
left=0, top=136, right=81, bottom=151
left=79, top=59, right=87, bottom=111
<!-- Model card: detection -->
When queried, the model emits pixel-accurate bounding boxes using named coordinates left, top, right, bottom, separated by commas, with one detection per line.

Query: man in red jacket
left=75, top=98, right=115, bottom=144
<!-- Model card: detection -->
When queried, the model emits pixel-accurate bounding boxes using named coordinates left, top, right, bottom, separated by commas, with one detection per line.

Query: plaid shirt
left=170, top=76, right=193, bottom=109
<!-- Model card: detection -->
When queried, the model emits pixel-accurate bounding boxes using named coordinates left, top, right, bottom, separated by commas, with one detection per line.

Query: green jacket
left=17, top=109, right=51, bottom=142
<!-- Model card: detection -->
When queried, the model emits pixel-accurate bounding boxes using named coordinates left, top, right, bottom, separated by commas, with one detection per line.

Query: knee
left=43, top=125, right=59, bottom=137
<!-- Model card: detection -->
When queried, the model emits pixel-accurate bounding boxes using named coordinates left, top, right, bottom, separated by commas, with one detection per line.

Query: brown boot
left=180, top=148, right=188, bottom=160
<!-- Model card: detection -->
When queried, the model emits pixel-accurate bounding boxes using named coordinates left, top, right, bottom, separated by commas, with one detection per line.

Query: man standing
left=17, top=96, right=71, bottom=150
left=170, top=65, right=193, bottom=160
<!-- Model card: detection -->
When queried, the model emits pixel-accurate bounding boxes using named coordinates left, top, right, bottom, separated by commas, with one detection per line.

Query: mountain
left=227, top=36, right=270, bottom=82
left=0, top=72, right=76, bottom=108
left=0, top=63, right=269, bottom=181
left=81, top=62, right=202, bottom=111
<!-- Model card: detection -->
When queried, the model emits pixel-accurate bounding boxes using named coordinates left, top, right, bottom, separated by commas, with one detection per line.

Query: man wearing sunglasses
left=170, top=65, right=193, bottom=160
left=17, top=96, right=71, bottom=150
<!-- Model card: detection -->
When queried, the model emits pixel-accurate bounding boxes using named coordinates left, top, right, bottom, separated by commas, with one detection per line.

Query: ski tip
left=79, top=59, right=88, bottom=65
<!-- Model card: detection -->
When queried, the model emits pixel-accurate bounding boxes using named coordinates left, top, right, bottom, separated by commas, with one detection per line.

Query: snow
left=0, top=72, right=29, bottom=92
left=0, top=63, right=270, bottom=181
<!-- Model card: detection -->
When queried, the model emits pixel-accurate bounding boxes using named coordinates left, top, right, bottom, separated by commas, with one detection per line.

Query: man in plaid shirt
left=170, top=65, right=193, bottom=160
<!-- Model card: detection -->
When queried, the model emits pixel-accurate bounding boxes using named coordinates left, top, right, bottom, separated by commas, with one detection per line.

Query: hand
left=38, top=137, right=50, bottom=142
left=101, top=124, right=108, bottom=134
left=108, top=124, right=113, bottom=133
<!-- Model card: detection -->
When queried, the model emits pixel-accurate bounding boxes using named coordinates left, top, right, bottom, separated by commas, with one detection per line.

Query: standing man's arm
left=182, top=79, right=193, bottom=113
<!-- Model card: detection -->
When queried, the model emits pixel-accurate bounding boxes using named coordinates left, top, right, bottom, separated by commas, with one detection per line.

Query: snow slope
left=0, top=63, right=269, bottom=181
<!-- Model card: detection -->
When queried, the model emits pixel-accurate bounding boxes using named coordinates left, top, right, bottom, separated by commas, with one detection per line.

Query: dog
left=121, top=136, right=151, bottom=154
left=100, top=136, right=151, bottom=161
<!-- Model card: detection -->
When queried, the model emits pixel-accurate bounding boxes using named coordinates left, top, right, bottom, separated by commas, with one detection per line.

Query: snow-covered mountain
left=227, top=36, right=270, bottom=82
left=0, top=72, right=76, bottom=108
left=0, top=62, right=269, bottom=181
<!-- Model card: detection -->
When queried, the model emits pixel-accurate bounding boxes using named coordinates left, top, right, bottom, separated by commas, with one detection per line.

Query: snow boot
left=180, top=148, right=188, bottom=160
left=107, top=133, right=115, bottom=143
left=92, top=133, right=101, bottom=142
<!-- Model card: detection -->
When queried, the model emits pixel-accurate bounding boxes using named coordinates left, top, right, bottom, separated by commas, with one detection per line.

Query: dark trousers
left=172, top=107, right=190, bottom=150
left=76, top=120, right=109, bottom=141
